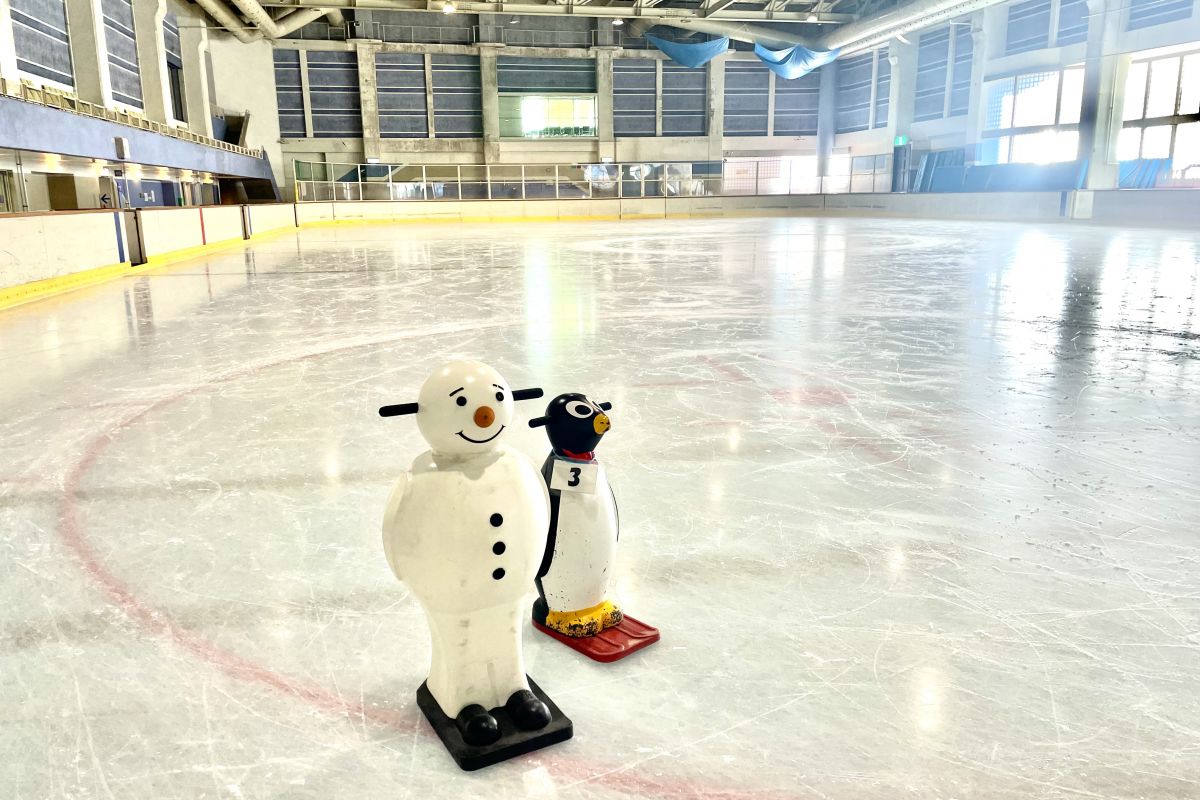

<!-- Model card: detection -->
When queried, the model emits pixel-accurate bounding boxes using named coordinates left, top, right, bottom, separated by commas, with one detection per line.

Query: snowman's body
left=384, top=445, right=549, bottom=715
left=538, top=454, right=619, bottom=616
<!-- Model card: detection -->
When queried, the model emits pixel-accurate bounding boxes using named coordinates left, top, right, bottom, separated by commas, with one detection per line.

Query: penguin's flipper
left=536, top=453, right=560, bottom=584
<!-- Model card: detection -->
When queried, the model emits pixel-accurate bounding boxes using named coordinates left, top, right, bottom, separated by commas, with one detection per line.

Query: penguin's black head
left=528, top=393, right=612, bottom=457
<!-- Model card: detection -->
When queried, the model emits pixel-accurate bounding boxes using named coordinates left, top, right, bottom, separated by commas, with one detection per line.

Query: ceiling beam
left=261, top=0, right=856, bottom=21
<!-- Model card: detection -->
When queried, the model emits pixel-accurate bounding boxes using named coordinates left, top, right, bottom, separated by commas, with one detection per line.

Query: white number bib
left=550, top=459, right=598, bottom=494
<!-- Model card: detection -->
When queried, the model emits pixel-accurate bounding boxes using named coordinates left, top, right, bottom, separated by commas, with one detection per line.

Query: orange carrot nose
left=474, top=406, right=496, bottom=428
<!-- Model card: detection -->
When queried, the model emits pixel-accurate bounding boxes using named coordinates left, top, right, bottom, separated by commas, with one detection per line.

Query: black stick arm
left=599, top=401, right=613, bottom=411
left=512, top=388, right=544, bottom=402
left=379, top=402, right=419, bottom=417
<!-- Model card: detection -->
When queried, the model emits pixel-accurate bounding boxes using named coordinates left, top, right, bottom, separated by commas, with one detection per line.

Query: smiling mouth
left=456, top=425, right=505, bottom=444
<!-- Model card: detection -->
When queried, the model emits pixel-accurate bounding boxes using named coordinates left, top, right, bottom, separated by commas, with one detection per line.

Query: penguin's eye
left=565, top=401, right=593, bottom=419
left=456, top=396, right=467, bottom=407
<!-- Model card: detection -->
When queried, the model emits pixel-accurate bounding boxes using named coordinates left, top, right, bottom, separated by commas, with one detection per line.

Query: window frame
left=497, top=92, right=599, bottom=139
left=1119, top=48, right=1200, bottom=163
left=981, top=65, right=1085, bottom=163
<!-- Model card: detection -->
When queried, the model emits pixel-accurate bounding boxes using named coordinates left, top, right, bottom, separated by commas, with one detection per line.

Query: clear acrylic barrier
left=290, top=156, right=890, bottom=203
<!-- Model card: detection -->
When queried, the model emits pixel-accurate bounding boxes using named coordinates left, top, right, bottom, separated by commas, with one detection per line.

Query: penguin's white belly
left=542, top=467, right=618, bottom=613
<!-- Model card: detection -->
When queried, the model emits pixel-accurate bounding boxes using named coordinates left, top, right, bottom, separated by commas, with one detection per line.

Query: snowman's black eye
left=456, top=396, right=467, bottom=407
left=495, top=391, right=504, bottom=402
left=566, top=401, right=593, bottom=419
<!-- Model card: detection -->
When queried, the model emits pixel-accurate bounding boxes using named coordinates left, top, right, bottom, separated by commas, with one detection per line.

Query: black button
left=493, top=541, right=505, bottom=555
left=490, top=513, right=503, bottom=527
left=492, top=568, right=505, bottom=580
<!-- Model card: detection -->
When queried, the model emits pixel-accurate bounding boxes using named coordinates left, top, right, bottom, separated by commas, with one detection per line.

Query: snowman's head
left=380, top=361, right=543, bottom=457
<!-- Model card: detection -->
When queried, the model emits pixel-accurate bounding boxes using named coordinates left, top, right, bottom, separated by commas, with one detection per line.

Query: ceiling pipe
left=654, top=17, right=816, bottom=49
left=819, top=0, right=999, bottom=54
left=646, top=0, right=1004, bottom=58
left=193, top=0, right=263, bottom=41
left=227, top=0, right=339, bottom=38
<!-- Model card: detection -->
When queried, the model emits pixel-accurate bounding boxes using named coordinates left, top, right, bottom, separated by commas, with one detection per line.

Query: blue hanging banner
left=754, top=43, right=839, bottom=80
left=646, top=34, right=730, bottom=68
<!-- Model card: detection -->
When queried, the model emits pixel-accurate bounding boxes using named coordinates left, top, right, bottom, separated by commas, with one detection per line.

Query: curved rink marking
left=55, top=320, right=801, bottom=800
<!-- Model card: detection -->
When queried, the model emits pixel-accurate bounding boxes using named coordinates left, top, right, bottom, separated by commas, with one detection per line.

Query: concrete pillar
left=0, top=0, right=20, bottom=91
left=63, top=0, right=110, bottom=103
left=357, top=41, right=381, bottom=160
left=654, top=59, right=663, bottom=136
left=964, top=16, right=988, bottom=159
left=706, top=57, right=725, bottom=159
left=766, top=71, right=776, bottom=136
left=1079, top=0, right=1123, bottom=189
left=479, top=44, right=501, bottom=163
left=886, top=39, right=917, bottom=142
left=299, top=50, right=313, bottom=137
left=178, top=19, right=212, bottom=137
left=816, top=62, right=837, bottom=181
left=131, top=0, right=168, bottom=121
left=595, top=47, right=616, bottom=162
left=423, top=53, right=436, bottom=138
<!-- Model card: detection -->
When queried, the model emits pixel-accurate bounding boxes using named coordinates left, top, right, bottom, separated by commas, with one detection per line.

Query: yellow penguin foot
left=545, top=600, right=624, bottom=638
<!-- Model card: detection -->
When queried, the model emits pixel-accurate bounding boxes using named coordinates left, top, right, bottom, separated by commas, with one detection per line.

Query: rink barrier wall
left=2, top=189, right=1199, bottom=311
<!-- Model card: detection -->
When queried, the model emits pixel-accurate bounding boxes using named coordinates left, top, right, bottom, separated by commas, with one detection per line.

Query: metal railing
left=0, top=77, right=264, bottom=159
left=293, top=156, right=893, bottom=202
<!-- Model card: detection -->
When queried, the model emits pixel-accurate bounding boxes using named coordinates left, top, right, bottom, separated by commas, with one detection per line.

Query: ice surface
left=1, top=216, right=1198, bottom=799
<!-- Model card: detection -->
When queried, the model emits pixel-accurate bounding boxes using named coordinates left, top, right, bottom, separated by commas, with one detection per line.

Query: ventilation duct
left=648, top=0, right=1006, bottom=59
left=196, top=0, right=344, bottom=41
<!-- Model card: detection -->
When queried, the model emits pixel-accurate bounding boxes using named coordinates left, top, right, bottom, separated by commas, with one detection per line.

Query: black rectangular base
left=415, top=678, right=573, bottom=771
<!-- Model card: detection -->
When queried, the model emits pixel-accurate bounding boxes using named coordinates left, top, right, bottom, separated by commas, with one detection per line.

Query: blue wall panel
left=102, top=0, right=143, bottom=108
left=1056, top=0, right=1089, bottom=44
left=307, top=51, right=362, bottom=137
left=10, top=0, right=74, bottom=86
left=914, top=28, right=950, bottom=122
left=273, top=50, right=305, bottom=138
left=723, top=61, right=769, bottom=136
left=950, top=25, right=973, bottom=117
left=1006, top=0, right=1051, bottom=55
left=874, top=53, right=890, bottom=129
left=377, top=53, right=428, bottom=138
left=773, top=69, right=819, bottom=136
left=1127, top=0, right=1193, bottom=30
left=431, top=54, right=482, bottom=138
left=613, top=59, right=656, bottom=137
left=663, top=63, right=705, bottom=136
left=836, top=53, right=873, bottom=133
left=497, top=57, right=596, bottom=93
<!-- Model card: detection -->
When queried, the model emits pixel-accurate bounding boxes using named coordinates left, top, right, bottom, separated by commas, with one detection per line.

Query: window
left=163, top=12, right=185, bottom=122
left=982, top=66, right=1084, bottom=164
left=499, top=95, right=596, bottom=138
left=168, top=64, right=186, bottom=122
left=1120, top=48, right=1200, bottom=182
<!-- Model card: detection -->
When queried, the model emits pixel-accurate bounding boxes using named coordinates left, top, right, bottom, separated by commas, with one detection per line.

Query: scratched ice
left=1, top=217, right=1199, bottom=799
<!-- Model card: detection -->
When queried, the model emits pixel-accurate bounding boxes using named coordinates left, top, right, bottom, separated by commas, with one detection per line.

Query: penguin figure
left=529, top=393, right=623, bottom=638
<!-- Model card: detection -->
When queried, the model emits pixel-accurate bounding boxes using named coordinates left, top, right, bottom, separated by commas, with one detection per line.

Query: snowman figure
left=528, top=393, right=660, bottom=662
left=379, top=361, right=572, bottom=769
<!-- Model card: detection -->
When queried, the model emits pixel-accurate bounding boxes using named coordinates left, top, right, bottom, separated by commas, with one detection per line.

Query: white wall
left=0, top=211, right=128, bottom=289
left=207, top=33, right=285, bottom=188
left=201, top=204, right=244, bottom=242
left=138, top=206, right=206, bottom=257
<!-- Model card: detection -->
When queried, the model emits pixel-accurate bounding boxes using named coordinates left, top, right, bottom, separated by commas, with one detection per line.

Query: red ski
left=533, top=615, right=660, bottom=663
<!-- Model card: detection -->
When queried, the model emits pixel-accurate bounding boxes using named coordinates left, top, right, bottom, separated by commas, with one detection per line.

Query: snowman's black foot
left=505, top=689, right=552, bottom=731
left=455, top=704, right=501, bottom=746
left=417, top=679, right=573, bottom=771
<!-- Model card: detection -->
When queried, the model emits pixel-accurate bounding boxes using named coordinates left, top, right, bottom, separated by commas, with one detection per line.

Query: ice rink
left=2, top=215, right=1199, bottom=799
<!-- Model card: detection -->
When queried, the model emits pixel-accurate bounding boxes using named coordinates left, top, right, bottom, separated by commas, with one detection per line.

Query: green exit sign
left=894, top=135, right=909, bottom=146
